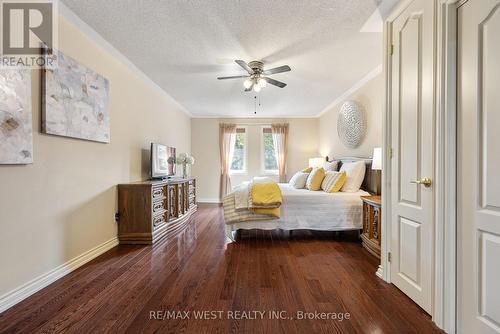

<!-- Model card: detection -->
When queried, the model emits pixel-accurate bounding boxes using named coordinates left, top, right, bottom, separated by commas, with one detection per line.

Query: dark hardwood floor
left=0, top=204, right=443, bottom=334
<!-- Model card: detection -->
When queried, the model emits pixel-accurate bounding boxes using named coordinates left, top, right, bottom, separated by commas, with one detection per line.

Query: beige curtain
left=219, top=123, right=237, bottom=198
left=271, top=123, right=289, bottom=183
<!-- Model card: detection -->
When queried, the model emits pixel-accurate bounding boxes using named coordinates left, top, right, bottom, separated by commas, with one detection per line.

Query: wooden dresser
left=117, top=178, right=197, bottom=244
left=360, top=195, right=381, bottom=258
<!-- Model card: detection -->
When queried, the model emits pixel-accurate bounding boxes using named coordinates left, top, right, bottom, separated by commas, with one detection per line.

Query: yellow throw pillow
left=301, top=167, right=313, bottom=173
left=306, top=168, right=326, bottom=191
left=321, top=171, right=347, bottom=193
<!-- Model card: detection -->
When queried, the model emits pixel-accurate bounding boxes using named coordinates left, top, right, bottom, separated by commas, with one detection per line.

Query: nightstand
left=360, top=195, right=381, bottom=258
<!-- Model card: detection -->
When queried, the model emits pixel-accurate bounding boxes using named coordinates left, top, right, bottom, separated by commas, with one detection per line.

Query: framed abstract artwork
left=42, top=50, right=110, bottom=143
left=0, top=69, right=33, bottom=164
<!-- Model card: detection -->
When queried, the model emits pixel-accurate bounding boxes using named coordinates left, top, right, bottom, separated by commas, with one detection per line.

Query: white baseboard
left=376, top=265, right=384, bottom=279
left=197, top=198, right=222, bottom=204
left=0, top=236, right=119, bottom=314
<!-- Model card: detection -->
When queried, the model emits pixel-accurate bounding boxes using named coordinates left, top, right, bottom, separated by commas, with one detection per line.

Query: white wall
left=0, top=16, right=191, bottom=299
left=319, top=73, right=383, bottom=159
left=191, top=118, right=319, bottom=201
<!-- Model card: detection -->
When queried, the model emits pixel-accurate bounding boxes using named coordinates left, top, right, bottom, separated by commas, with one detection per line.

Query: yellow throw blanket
left=250, top=182, right=282, bottom=218
left=252, top=207, right=281, bottom=218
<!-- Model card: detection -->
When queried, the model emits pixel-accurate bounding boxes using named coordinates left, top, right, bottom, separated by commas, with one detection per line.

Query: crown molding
left=59, top=3, right=192, bottom=117
left=316, top=64, right=383, bottom=118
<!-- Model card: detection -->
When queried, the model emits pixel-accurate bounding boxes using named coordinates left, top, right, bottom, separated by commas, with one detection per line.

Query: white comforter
left=228, top=183, right=369, bottom=232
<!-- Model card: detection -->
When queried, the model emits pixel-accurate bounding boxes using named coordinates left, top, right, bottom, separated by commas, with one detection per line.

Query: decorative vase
left=182, top=163, right=187, bottom=179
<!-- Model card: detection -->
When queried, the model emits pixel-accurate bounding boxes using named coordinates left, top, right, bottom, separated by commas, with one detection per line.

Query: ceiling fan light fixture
left=218, top=60, right=290, bottom=92
left=243, top=79, right=253, bottom=89
left=258, top=77, right=267, bottom=88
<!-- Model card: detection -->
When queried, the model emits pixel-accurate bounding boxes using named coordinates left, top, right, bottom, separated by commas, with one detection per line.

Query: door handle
left=410, top=178, right=432, bottom=188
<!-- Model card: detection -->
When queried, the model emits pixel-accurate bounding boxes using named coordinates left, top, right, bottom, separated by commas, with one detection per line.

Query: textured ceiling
left=61, top=0, right=384, bottom=117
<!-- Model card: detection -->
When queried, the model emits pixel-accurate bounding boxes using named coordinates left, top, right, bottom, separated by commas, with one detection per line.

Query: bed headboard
left=334, top=157, right=380, bottom=195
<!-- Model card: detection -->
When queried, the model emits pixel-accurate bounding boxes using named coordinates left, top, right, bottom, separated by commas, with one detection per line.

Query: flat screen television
left=151, top=143, right=176, bottom=179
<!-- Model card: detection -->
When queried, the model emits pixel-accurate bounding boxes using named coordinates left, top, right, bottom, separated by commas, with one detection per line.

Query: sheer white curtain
left=272, top=123, right=289, bottom=183
left=219, top=123, right=236, bottom=198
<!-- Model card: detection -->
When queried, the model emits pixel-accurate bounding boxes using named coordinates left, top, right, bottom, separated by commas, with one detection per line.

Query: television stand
left=117, top=178, right=197, bottom=244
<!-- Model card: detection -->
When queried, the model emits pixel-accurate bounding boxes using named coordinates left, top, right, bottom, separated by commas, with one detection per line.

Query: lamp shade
left=309, top=157, right=325, bottom=168
left=372, top=147, right=382, bottom=170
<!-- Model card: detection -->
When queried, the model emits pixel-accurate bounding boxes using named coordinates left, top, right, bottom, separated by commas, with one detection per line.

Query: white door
left=458, top=0, right=500, bottom=332
left=390, top=0, right=434, bottom=314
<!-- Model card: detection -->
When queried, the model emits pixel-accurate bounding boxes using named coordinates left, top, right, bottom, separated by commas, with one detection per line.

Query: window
left=230, top=127, right=247, bottom=173
left=261, top=127, right=278, bottom=174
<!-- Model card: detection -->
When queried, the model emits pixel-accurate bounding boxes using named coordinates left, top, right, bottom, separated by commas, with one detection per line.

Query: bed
left=224, top=158, right=379, bottom=242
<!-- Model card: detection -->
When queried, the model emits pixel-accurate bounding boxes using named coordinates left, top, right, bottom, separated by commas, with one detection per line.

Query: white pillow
left=288, top=172, right=309, bottom=189
left=340, top=161, right=366, bottom=192
left=323, top=160, right=339, bottom=171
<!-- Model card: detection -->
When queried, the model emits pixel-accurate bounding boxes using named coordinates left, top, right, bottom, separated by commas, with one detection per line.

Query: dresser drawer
left=153, top=213, right=166, bottom=229
left=153, top=201, right=165, bottom=214
left=152, top=186, right=165, bottom=200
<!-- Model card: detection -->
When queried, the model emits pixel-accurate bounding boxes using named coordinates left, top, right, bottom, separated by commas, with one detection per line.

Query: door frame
left=381, top=0, right=460, bottom=332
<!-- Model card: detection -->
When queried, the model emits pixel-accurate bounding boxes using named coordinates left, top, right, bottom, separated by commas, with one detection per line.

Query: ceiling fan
left=217, top=60, right=291, bottom=92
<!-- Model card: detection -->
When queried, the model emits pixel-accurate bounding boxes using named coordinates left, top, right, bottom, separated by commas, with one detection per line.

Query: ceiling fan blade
left=263, top=65, right=291, bottom=75
left=235, top=60, right=254, bottom=75
left=265, top=77, right=287, bottom=88
left=217, top=75, right=250, bottom=80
